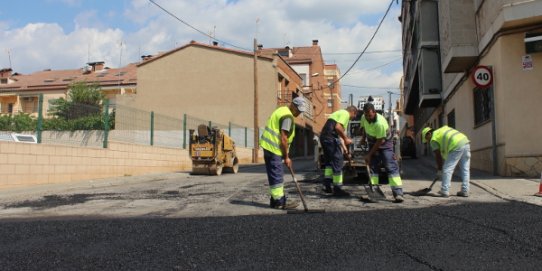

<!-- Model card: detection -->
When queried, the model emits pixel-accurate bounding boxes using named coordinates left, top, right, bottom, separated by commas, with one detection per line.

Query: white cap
left=292, top=97, right=306, bottom=112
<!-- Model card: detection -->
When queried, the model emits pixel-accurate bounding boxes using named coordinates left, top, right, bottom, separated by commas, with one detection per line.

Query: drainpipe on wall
left=488, top=66, right=498, bottom=176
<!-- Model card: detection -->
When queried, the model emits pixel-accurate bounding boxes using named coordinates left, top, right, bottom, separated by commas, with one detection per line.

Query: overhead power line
left=323, top=49, right=401, bottom=55
left=347, top=57, right=402, bottom=75
left=331, top=0, right=395, bottom=85
left=148, top=0, right=250, bottom=51
left=342, top=85, right=400, bottom=90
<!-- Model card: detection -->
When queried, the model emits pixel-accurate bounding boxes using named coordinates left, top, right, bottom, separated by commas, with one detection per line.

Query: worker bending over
left=320, top=106, right=358, bottom=196
left=422, top=126, right=471, bottom=197
left=361, top=103, right=404, bottom=203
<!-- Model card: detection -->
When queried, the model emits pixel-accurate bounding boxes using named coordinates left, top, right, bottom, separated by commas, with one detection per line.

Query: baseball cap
left=292, top=97, right=306, bottom=112
left=421, top=127, right=432, bottom=143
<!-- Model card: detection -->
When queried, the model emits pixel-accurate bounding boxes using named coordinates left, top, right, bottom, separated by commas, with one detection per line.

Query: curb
left=471, top=180, right=542, bottom=207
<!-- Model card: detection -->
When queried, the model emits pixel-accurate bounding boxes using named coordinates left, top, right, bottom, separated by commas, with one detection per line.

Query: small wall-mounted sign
left=522, top=55, right=533, bottom=71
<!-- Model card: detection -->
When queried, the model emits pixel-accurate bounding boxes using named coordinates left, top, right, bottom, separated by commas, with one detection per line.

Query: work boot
left=394, top=194, right=404, bottom=203
left=280, top=200, right=299, bottom=210
left=271, top=196, right=299, bottom=210
left=437, top=191, right=449, bottom=198
left=269, top=197, right=277, bottom=208
left=333, top=186, right=350, bottom=197
left=456, top=191, right=469, bottom=197
left=323, top=184, right=333, bottom=193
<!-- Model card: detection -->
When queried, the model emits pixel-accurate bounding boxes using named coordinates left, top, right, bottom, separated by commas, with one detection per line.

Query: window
left=299, top=73, right=307, bottom=86
left=473, top=87, right=491, bottom=125
left=447, top=110, right=455, bottom=128
left=20, top=97, right=37, bottom=113
left=0, top=78, right=7, bottom=84
left=8, top=103, right=13, bottom=114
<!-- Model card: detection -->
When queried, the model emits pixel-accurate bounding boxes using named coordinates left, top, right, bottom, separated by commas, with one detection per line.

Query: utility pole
left=253, top=38, right=259, bottom=163
left=387, top=91, right=393, bottom=127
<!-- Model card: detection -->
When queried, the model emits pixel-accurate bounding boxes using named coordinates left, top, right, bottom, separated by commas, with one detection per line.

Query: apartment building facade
left=260, top=40, right=338, bottom=134
left=324, top=64, right=342, bottom=113
left=0, top=63, right=137, bottom=117
left=120, top=41, right=314, bottom=158
left=401, top=0, right=542, bottom=176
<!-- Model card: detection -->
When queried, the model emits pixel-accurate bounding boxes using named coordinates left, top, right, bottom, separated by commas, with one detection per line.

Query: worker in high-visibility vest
left=259, top=97, right=306, bottom=209
left=319, top=106, right=358, bottom=197
left=422, top=126, right=471, bottom=197
left=361, top=103, right=404, bottom=203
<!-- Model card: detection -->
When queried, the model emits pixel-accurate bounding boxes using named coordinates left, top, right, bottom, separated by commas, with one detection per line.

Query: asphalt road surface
left=1, top=158, right=541, bottom=270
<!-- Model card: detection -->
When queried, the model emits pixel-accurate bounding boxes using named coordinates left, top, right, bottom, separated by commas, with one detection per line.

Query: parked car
left=400, top=136, right=417, bottom=159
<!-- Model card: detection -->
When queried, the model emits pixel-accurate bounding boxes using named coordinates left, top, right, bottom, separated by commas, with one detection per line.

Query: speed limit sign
left=472, top=66, right=493, bottom=88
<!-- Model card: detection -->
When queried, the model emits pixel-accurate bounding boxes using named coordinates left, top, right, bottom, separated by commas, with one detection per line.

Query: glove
left=436, top=170, right=442, bottom=179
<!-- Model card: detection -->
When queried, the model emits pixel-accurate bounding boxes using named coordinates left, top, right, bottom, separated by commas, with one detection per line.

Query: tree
left=49, top=81, right=104, bottom=120
left=46, top=81, right=108, bottom=130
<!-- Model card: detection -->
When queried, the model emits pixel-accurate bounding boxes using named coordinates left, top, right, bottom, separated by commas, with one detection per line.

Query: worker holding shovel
left=260, top=97, right=306, bottom=209
left=319, top=106, right=358, bottom=196
left=361, top=103, right=404, bottom=203
left=422, top=126, right=471, bottom=198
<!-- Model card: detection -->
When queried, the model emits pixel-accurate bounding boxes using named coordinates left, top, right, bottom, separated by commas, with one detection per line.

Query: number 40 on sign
left=472, top=65, right=493, bottom=88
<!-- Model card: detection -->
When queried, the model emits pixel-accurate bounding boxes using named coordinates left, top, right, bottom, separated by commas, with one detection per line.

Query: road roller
left=189, top=124, right=239, bottom=175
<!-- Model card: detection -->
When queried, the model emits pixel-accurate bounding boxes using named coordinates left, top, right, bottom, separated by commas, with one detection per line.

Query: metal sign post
left=472, top=65, right=497, bottom=175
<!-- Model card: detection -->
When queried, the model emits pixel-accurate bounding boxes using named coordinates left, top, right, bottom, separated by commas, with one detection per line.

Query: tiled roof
left=0, top=63, right=137, bottom=92
left=138, top=40, right=273, bottom=67
left=259, top=45, right=320, bottom=64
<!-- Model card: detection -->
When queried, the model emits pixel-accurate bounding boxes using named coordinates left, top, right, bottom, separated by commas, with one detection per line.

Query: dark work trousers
left=320, top=136, right=344, bottom=186
left=263, top=149, right=285, bottom=200
left=369, top=144, right=403, bottom=196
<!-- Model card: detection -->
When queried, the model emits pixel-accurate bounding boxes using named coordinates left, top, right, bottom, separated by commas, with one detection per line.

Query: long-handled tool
left=410, top=176, right=439, bottom=196
left=361, top=164, right=386, bottom=202
left=286, top=166, right=325, bottom=214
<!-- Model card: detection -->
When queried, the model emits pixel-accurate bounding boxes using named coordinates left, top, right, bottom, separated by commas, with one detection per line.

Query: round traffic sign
left=472, top=66, right=492, bottom=88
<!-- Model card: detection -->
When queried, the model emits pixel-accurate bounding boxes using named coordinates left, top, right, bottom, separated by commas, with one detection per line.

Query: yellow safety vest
left=431, top=126, right=469, bottom=160
left=259, top=106, right=295, bottom=156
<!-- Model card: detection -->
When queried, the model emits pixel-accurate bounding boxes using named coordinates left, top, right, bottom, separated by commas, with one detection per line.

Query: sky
left=0, top=0, right=403, bottom=105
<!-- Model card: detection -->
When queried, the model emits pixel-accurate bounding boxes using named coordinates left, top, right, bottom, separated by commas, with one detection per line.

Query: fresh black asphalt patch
left=0, top=201, right=541, bottom=270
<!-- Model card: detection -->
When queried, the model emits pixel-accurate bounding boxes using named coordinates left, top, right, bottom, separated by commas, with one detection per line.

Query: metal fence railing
left=0, top=94, right=258, bottom=149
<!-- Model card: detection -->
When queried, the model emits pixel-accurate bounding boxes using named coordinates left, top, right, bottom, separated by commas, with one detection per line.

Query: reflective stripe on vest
left=259, top=106, right=295, bottom=156
left=433, top=126, right=468, bottom=160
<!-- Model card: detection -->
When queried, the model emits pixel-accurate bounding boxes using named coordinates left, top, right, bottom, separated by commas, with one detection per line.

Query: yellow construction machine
left=189, top=124, right=239, bottom=175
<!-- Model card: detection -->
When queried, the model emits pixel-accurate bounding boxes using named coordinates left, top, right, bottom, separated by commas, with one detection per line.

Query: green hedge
left=0, top=114, right=36, bottom=132
left=0, top=114, right=113, bottom=132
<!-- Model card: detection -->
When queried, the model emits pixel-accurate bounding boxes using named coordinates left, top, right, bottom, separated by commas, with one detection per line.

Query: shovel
left=410, top=176, right=439, bottom=196
left=362, top=164, right=386, bottom=202
left=286, top=166, right=326, bottom=214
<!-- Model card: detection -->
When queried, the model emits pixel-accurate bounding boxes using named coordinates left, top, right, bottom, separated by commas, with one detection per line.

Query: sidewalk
left=414, top=155, right=542, bottom=207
